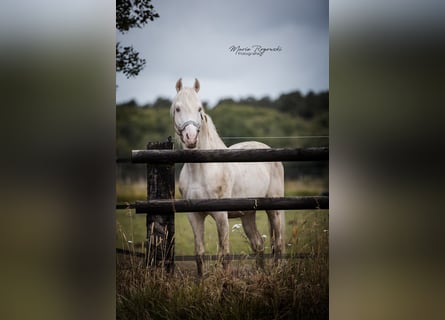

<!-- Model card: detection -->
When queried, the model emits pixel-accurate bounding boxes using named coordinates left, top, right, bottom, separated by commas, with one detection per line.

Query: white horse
left=171, top=78, right=285, bottom=275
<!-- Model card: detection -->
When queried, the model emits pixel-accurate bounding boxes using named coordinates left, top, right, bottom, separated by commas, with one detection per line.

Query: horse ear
left=194, top=78, right=200, bottom=93
left=175, top=78, right=183, bottom=92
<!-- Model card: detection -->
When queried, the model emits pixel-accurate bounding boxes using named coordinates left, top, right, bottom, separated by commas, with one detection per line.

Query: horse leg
left=240, top=211, right=265, bottom=269
left=210, top=211, right=230, bottom=271
left=266, top=209, right=284, bottom=262
left=188, top=212, right=206, bottom=276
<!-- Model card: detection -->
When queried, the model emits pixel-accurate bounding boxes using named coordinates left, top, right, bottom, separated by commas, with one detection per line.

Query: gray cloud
left=116, top=0, right=328, bottom=106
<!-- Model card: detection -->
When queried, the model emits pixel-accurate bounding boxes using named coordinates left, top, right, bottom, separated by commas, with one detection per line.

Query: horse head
left=171, top=78, right=204, bottom=149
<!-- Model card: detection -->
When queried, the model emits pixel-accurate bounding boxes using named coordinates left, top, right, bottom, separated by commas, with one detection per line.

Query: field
left=116, top=178, right=328, bottom=319
left=117, top=208, right=327, bottom=257
left=116, top=178, right=328, bottom=255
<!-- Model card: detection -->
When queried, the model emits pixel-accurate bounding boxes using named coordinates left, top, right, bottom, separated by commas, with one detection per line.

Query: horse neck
left=185, top=113, right=227, bottom=179
left=198, top=113, right=227, bottom=150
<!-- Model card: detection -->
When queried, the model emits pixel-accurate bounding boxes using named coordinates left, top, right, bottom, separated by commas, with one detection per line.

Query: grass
left=117, top=259, right=328, bottom=320
left=116, top=177, right=328, bottom=256
left=116, top=177, right=328, bottom=202
left=117, top=221, right=328, bottom=320
left=116, top=177, right=328, bottom=319
left=117, top=209, right=328, bottom=257
left=284, top=177, right=328, bottom=196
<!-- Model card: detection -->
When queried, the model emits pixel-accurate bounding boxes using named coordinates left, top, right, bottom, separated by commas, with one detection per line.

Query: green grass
left=117, top=209, right=328, bottom=257
left=116, top=177, right=328, bottom=256
left=116, top=177, right=328, bottom=202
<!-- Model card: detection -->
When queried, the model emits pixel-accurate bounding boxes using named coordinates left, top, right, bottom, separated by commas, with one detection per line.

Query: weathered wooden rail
left=117, top=138, right=328, bottom=273
left=135, top=196, right=328, bottom=214
left=132, top=147, right=328, bottom=163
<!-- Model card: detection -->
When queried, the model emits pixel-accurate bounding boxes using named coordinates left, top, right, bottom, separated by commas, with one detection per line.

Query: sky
left=116, top=0, right=329, bottom=107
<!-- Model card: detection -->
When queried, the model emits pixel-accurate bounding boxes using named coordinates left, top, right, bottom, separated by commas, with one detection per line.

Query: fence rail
left=132, top=147, right=328, bottom=163
left=117, top=139, right=328, bottom=272
left=134, top=196, right=328, bottom=214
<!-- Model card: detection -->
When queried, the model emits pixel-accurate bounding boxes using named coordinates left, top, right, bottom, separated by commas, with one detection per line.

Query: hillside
left=116, top=91, right=328, bottom=180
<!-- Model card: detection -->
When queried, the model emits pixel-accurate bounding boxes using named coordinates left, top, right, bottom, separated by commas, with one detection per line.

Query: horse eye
left=175, top=107, right=180, bottom=112
left=198, top=107, right=202, bottom=112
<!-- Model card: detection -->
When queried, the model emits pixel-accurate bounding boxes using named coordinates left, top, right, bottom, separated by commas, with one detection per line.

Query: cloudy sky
left=116, top=0, right=328, bottom=107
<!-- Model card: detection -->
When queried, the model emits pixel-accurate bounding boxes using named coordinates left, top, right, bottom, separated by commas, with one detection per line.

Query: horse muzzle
left=180, top=123, right=200, bottom=149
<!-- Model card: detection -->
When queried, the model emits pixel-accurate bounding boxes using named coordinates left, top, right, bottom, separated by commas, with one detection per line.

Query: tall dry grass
left=116, top=177, right=328, bottom=319
left=116, top=223, right=328, bottom=320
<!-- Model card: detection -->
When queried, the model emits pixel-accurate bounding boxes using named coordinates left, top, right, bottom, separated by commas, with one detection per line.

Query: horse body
left=172, top=78, right=284, bottom=275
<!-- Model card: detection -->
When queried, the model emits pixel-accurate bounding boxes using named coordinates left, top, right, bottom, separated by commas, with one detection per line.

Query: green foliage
left=116, top=43, right=146, bottom=78
left=274, top=90, right=329, bottom=119
left=116, top=104, right=173, bottom=158
left=116, top=0, right=160, bottom=78
left=208, top=103, right=325, bottom=148
left=116, top=0, right=160, bottom=33
left=117, top=91, right=328, bottom=152
left=116, top=91, right=329, bottom=180
left=213, top=90, right=329, bottom=121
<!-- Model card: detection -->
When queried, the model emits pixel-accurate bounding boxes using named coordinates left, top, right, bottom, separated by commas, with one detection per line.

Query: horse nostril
left=186, top=133, right=189, bottom=139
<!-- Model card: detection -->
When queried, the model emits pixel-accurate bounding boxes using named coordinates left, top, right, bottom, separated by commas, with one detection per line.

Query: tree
left=214, top=98, right=236, bottom=108
left=275, top=91, right=305, bottom=117
left=257, top=96, right=272, bottom=108
left=116, top=44, right=146, bottom=78
left=116, top=0, right=160, bottom=78
left=152, top=97, right=172, bottom=109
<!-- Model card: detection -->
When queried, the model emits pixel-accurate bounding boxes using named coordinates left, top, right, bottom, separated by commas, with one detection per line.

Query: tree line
left=117, top=90, right=328, bottom=181
left=122, top=89, right=328, bottom=120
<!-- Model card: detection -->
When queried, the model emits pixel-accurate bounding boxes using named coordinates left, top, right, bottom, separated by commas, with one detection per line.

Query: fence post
left=145, top=137, right=175, bottom=273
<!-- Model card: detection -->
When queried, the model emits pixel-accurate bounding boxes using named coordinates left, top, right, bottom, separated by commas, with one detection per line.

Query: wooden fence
left=117, top=137, right=328, bottom=272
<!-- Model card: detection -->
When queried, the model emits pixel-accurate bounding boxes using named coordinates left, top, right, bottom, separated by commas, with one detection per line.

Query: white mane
left=199, top=112, right=227, bottom=149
